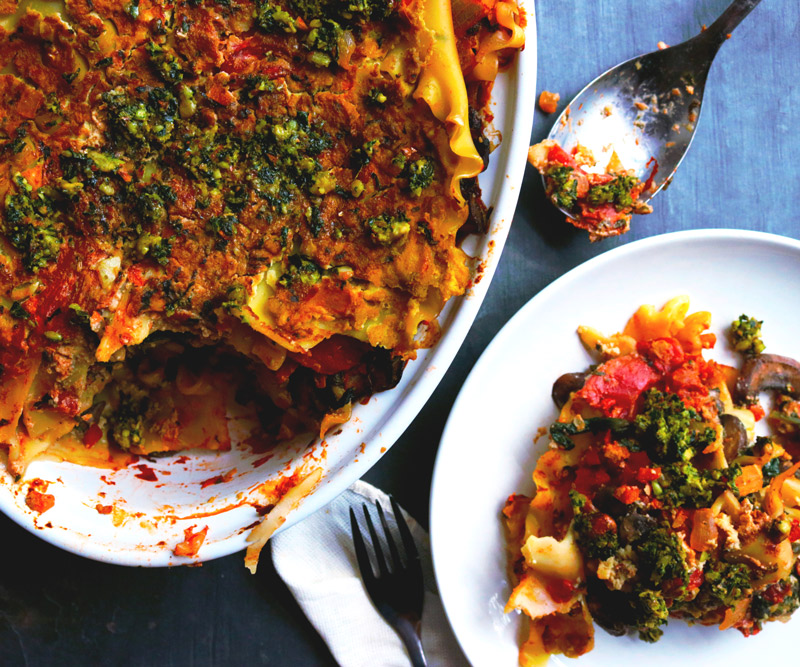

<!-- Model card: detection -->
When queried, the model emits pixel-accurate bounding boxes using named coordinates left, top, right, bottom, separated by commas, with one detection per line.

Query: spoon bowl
left=546, top=0, right=762, bottom=218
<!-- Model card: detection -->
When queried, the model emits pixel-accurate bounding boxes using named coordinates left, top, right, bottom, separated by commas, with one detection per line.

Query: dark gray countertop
left=2, top=0, right=798, bottom=664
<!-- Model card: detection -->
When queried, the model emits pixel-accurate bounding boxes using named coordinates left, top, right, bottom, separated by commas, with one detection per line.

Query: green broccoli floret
left=635, top=526, right=689, bottom=587
left=633, top=389, right=715, bottom=463
left=366, top=212, right=410, bottom=246
left=278, top=255, right=322, bottom=289
left=572, top=511, right=620, bottom=560
left=309, top=169, right=337, bottom=195
left=86, top=151, right=125, bottom=172
left=263, top=114, right=332, bottom=161
left=133, top=183, right=177, bottom=227
left=221, top=283, right=247, bottom=312
left=59, top=150, right=98, bottom=186
left=240, top=75, right=277, bottom=101
left=136, top=233, right=172, bottom=266
left=254, top=0, right=297, bottom=32
left=289, top=0, right=396, bottom=21
left=703, top=561, right=751, bottom=608
left=206, top=213, right=239, bottom=250
left=305, top=18, right=342, bottom=67
left=586, top=174, right=641, bottom=210
left=569, top=490, right=588, bottom=511
left=337, top=0, right=396, bottom=19
left=634, top=588, right=670, bottom=642
left=653, top=461, right=741, bottom=508
left=2, top=176, right=63, bottom=273
left=730, top=315, right=765, bottom=356
left=549, top=416, right=631, bottom=450
left=545, top=165, right=579, bottom=210
left=109, top=392, right=148, bottom=451
left=102, top=87, right=177, bottom=148
left=287, top=0, right=326, bottom=18
left=4, top=126, right=28, bottom=155
left=405, top=157, right=435, bottom=197
left=145, top=42, right=187, bottom=85
left=391, top=153, right=407, bottom=171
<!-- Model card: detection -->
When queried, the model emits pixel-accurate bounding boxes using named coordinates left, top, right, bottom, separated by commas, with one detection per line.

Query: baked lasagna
left=504, top=298, right=800, bottom=664
left=0, top=0, right=524, bottom=543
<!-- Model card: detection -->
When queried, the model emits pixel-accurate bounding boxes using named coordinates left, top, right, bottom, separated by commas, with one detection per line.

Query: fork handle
left=391, top=616, right=428, bottom=667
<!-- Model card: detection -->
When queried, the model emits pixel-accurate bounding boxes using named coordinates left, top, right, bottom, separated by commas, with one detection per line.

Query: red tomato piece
left=127, top=264, right=146, bottom=287
left=637, top=337, right=685, bottom=374
left=762, top=581, right=791, bottom=605
left=573, top=355, right=661, bottom=418
left=669, top=362, right=707, bottom=394
left=688, top=569, right=703, bottom=590
left=289, top=335, right=370, bottom=375
left=636, top=467, right=662, bottom=483
left=614, top=485, right=641, bottom=504
left=545, top=578, right=575, bottom=604
left=83, top=423, right=103, bottom=447
left=573, top=467, right=611, bottom=496
left=27, top=246, right=77, bottom=327
left=582, top=448, right=602, bottom=467
left=749, top=403, right=765, bottom=421
left=789, top=520, right=800, bottom=542
left=546, top=143, right=576, bottom=167
left=576, top=202, right=621, bottom=225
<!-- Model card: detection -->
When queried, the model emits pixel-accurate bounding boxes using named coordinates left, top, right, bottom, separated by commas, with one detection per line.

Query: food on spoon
left=528, top=139, right=653, bottom=241
left=503, top=297, right=800, bottom=665
left=0, top=0, right=525, bottom=564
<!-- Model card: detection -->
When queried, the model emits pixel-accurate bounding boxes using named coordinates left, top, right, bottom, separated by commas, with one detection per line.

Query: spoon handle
left=702, top=0, right=762, bottom=48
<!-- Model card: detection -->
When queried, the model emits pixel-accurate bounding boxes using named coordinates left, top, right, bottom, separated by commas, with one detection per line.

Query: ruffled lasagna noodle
left=0, top=0, right=524, bottom=556
left=504, top=297, right=800, bottom=665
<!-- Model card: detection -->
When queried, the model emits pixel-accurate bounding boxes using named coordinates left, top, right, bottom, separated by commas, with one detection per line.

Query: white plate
left=0, top=5, right=538, bottom=566
left=430, top=229, right=800, bottom=666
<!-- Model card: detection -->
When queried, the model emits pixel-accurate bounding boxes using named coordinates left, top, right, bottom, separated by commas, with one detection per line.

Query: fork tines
left=349, top=497, right=422, bottom=598
left=350, top=497, right=427, bottom=667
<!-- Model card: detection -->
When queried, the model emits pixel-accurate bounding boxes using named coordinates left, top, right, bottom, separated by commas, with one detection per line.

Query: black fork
left=349, top=498, right=427, bottom=667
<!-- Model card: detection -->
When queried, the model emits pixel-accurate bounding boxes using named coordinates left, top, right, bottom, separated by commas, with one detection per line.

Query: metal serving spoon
left=545, top=0, right=762, bottom=218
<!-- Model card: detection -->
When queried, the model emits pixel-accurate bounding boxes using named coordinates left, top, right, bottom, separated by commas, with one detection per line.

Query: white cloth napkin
left=271, top=481, right=470, bottom=667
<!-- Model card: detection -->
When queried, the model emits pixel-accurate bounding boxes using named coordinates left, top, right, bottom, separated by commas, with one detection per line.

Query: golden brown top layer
left=1, top=0, right=530, bottom=366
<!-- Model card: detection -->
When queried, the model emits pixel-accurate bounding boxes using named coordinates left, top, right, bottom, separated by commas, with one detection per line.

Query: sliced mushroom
left=619, top=511, right=657, bottom=544
left=552, top=371, right=590, bottom=408
left=366, top=348, right=405, bottom=393
left=721, top=413, right=748, bottom=463
left=735, top=354, right=800, bottom=403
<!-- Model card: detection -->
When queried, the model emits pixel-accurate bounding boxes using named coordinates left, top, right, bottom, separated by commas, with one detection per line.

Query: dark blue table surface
left=2, top=1, right=798, bottom=665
